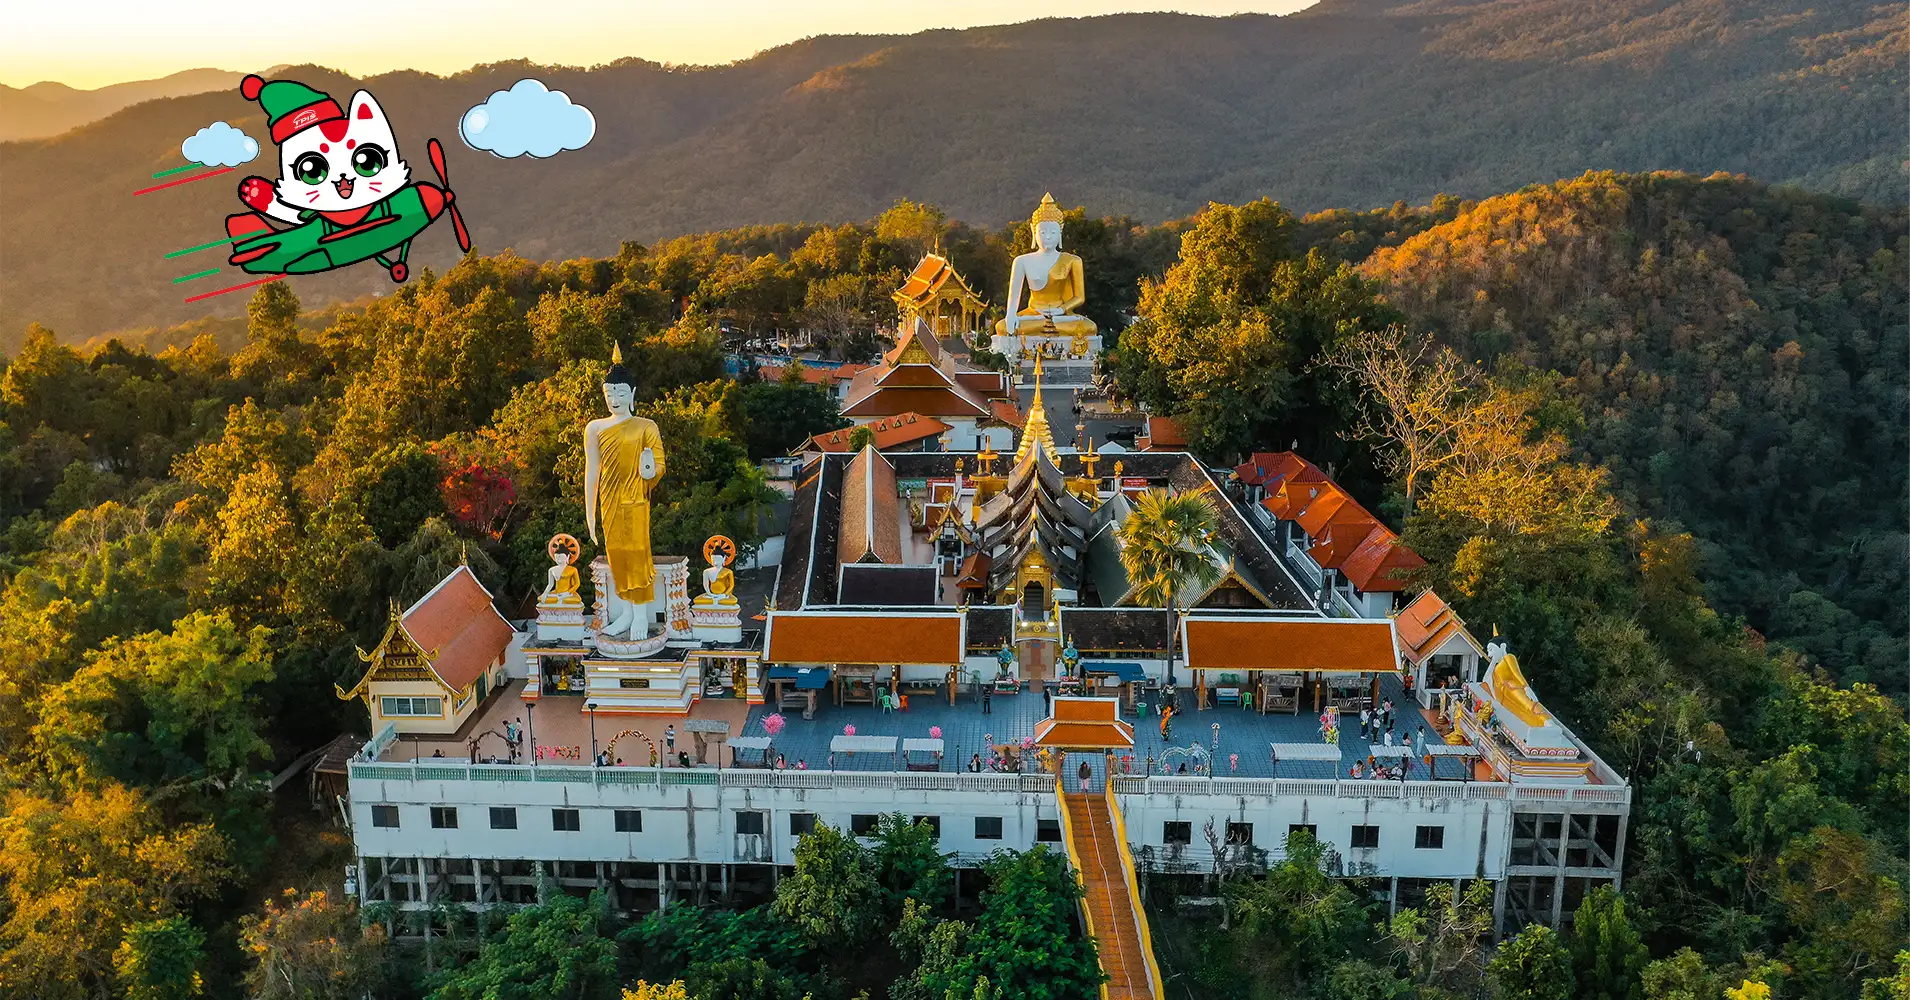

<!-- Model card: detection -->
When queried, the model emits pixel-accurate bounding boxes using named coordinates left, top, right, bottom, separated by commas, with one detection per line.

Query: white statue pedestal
left=691, top=603, right=743, bottom=644
left=593, top=630, right=669, bottom=659
left=535, top=603, right=588, bottom=642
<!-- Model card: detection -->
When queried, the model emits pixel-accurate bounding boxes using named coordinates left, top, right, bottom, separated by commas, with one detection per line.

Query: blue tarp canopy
left=768, top=666, right=831, bottom=690
left=1083, top=662, right=1147, bottom=683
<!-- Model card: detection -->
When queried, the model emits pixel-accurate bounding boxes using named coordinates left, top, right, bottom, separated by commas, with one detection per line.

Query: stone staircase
left=1063, top=791, right=1159, bottom=999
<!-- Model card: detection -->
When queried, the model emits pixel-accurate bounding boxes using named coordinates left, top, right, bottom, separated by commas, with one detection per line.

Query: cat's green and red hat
left=239, top=74, right=345, bottom=145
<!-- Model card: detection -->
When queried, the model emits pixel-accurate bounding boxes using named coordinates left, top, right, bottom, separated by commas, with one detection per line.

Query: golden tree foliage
left=0, top=783, right=232, bottom=999
left=622, top=982, right=693, bottom=1000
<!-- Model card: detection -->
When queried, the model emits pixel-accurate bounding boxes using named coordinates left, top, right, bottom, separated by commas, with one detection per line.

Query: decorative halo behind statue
left=702, top=534, right=737, bottom=567
left=548, top=532, right=582, bottom=564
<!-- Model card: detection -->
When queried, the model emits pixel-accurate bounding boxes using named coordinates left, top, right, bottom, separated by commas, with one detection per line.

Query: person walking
left=1077, top=759, right=1093, bottom=793
left=1359, top=706, right=1371, bottom=740
left=1042, top=683, right=1052, bottom=715
left=1382, top=697, right=1395, bottom=730
left=664, top=725, right=677, bottom=761
left=1160, top=705, right=1173, bottom=740
left=982, top=685, right=993, bottom=715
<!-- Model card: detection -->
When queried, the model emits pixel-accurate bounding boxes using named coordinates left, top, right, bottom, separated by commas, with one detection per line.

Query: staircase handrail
left=1105, top=759, right=1167, bottom=999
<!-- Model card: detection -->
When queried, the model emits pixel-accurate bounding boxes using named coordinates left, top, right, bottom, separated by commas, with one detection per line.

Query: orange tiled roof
left=1034, top=697, right=1136, bottom=748
left=1235, top=451, right=1317, bottom=487
left=401, top=566, right=513, bottom=692
left=1136, top=415, right=1188, bottom=450
left=1180, top=616, right=1397, bottom=673
left=989, top=399, right=1026, bottom=428
left=893, top=254, right=984, bottom=309
left=1395, top=590, right=1480, bottom=665
left=803, top=413, right=952, bottom=452
left=1339, top=528, right=1426, bottom=593
left=765, top=611, right=963, bottom=665
left=839, top=446, right=903, bottom=565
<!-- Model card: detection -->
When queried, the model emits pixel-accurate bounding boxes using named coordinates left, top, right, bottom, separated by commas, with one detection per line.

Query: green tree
left=734, top=377, right=848, bottom=459
left=772, top=823, right=881, bottom=947
left=682, top=957, right=812, bottom=1000
left=362, top=441, right=448, bottom=547
left=241, top=889, right=387, bottom=1000
left=427, top=890, right=618, bottom=1000
left=1570, top=886, right=1648, bottom=1000
left=115, top=916, right=207, bottom=1000
left=1321, top=960, right=1415, bottom=1000
left=951, top=848, right=1102, bottom=1000
left=1114, top=487, right=1220, bottom=686
left=1488, top=925, right=1573, bottom=1000
left=1386, top=880, right=1493, bottom=990
left=848, top=426, right=875, bottom=452
left=34, top=610, right=275, bottom=792
left=1222, top=829, right=1367, bottom=985
left=872, top=813, right=954, bottom=915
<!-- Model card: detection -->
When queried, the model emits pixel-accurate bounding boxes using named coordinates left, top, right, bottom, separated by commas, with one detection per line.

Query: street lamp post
left=525, top=702, right=537, bottom=766
left=587, top=702, right=599, bottom=765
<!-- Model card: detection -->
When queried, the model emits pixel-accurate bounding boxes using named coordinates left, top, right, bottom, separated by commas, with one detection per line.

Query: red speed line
left=134, top=166, right=234, bottom=196
left=183, top=273, right=283, bottom=303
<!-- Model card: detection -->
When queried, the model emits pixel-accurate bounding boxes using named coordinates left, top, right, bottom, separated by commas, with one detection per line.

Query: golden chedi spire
left=1014, top=355, right=1056, bottom=464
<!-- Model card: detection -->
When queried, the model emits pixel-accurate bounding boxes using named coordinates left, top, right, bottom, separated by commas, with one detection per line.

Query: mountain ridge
left=2, top=2, right=1902, bottom=342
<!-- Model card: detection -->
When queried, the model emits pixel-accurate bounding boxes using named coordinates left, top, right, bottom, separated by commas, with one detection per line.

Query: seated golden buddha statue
left=694, top=535, right=739, bottom=609
left=539, top=534, right=585, bottom=608
left=994, top=194, right=1097, bottom=347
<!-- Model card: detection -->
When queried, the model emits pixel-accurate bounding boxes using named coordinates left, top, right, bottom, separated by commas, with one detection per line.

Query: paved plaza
left=739, top=673, right=1470, bottom=781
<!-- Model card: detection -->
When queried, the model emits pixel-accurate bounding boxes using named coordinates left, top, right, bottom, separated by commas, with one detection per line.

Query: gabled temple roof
left=1395, top=590, right=1482, bottom=665
left=892, top=253, right=986, bottom=312
left=1253, top=450, right=1425, bottom=594
left=335, top=565, right=512, bottom=701
left=839, top=446, right=903, bottom=566
left=841, top=319, right=1008, bottom=419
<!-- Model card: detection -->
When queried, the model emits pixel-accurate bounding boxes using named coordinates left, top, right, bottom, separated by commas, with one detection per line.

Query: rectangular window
left=912, top=815, right=942, bottom=837
left=614, top=809, right=642, bottom=833
left=371, top=804, right=399, bottom=828
left=1351, top=825, right=1380, bottom=849
left=429, top=806, right=457, bottom=829
left=1415, top=826, right=1445, bottom=850
left=1225, top=821, right=1254, bottom=846
left=975, top=816, right=1004, bottom=840
left=1037, top=819, right=1062, bottom=843
left=1288, top=823, right=1318, bottom=842
left=735, top=811, right=766, bottom=836
left=489, top=807, right=516, bottom=830
left=850, top=814, right=879, bottom=836
left=379, top=696, right=443, bottom=717
left=552, top=808, right=581, bottom=832
left=790, top=812, right=817, bottom=837
left=1163, top=821, right=1193, bottom=845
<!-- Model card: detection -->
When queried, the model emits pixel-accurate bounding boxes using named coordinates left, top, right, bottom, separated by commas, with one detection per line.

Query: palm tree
left=1115, top=488, right=1222, bottom=687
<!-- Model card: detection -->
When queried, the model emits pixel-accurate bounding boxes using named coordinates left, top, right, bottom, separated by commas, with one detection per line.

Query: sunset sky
left=4, top=0, right=1318, bottom=89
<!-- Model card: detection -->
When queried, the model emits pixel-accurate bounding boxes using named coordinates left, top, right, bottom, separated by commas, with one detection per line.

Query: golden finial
left=1033, top=354, right=1044, bottom=380
left=1030, top=192, right=1065, bottom=227
left=611, top=342, right=623, bottom=364
left=460, top=541, right=469, bottom=566
left=1082, top=436, right=1100, bottom=479
left=955, top=457, right=966, bottom=476
left=1114, top=460, right=1125, bottom=480
left=977, top=442, right=998, bottom=476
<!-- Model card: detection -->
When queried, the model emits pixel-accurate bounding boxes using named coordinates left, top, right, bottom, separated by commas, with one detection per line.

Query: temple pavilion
left=891, top=252, right=989, bottom=345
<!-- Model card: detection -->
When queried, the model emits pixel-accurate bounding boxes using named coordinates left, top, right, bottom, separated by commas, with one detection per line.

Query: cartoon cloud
left=460, top=80, right=596, bottom=158
left=181, top=121, right=259, bottom=167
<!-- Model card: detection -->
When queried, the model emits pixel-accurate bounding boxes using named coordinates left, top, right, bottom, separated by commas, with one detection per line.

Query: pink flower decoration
left=762, top=713, right=786, bottom=736
left=929, top=726, right=943, bottom=740
left=843, top=724, right=856, bottom=736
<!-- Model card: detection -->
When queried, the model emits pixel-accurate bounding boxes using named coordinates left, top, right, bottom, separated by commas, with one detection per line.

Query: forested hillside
left=5, top=0, right=1904, bottom=339
left=0, top=175, right=1902, bottom=997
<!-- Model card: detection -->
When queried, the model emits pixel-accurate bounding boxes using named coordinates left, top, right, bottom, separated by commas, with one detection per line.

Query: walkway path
left=1063, top=791, right=1159, bottom=999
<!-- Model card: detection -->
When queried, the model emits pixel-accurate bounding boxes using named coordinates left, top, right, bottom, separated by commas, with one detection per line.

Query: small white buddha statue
left=538, top=534, right=584, bottom=608
left=694, top=535, right=739, bottom=609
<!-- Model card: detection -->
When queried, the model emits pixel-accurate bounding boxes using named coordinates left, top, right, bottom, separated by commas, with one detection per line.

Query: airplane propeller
left=427, top=138, right=472, bottom=253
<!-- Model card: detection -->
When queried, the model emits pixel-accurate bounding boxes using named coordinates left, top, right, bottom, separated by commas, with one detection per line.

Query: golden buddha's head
left=602, top=343, right=636, bottom=416
left=1030, top=193, right=1065, bottom=250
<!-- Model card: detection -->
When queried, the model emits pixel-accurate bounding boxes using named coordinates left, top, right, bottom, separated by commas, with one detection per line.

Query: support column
left=1612, top=812, right=1629, bottom=891
left=1551, top=812, right=1570, bottom=927
left=1491, top=878, right=1507, bottom=941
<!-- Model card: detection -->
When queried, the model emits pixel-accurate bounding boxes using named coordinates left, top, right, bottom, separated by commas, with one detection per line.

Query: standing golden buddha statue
left=585, top=345, right=667, bottom=638
left=995, top=193, right=1098, bottom=354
